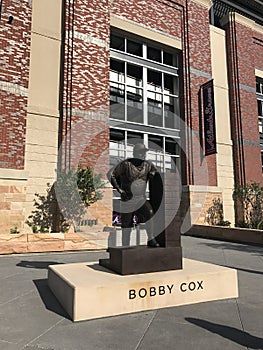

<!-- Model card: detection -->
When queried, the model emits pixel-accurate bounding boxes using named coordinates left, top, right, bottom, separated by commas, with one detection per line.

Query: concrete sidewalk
left=0, top=236, right=262, bottom=350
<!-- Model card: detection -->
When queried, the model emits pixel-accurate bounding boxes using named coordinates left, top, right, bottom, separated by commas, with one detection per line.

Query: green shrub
left=206, top=198, right=231, bottom=227
left=233, top=182, right=263, bottom=229
left=10, top=227, right=20, bottom=234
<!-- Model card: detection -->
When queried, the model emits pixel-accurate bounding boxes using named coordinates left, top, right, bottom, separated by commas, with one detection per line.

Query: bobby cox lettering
left=129, top=280, right=204, bottom=300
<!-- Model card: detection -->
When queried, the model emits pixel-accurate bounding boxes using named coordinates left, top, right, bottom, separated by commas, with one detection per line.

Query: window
left=109, top=29, right=180, bottom=176
left=256, top=77, right=263, bottom=171
left=110, top=30, right=180, bottom=130
left=110, top=128, right=179, bottom=174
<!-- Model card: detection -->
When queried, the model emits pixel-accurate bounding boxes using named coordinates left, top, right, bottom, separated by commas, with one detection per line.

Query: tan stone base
left=0, top=230, right=110, bottom=255
left=48, top=258, right=238, bottom=322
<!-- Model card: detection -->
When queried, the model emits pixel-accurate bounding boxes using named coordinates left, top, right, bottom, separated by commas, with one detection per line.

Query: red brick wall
left=253, top=29, right=263, bottom=71
left=61, top=0, right=110, bottom=174
left=185, top=1, right=217, bottom=186
left=0, top=0, right=32, bottom=169
left=224, top=15, right=262, bottom=185
left=111, top=0, right=182, bottom=39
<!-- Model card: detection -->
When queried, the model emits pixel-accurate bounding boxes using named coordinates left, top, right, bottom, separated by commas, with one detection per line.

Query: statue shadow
left=16, top=260, right=63, bottom=269
left=185, top=317, right=263, bottom=349
left=33, top=279, right=70, bottom=320
left=199, top=241, right=263, bottom=256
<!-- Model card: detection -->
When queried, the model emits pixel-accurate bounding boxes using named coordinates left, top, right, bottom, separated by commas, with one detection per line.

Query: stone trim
left=223, top=12, right=263, bottom=36
left=233, top=12, right=255, bottom=29
left=239, top=83, right=256, bottom=93
left=110, top=14, right=182, bottom=50
left=183, top=185, right=222, bottom=193
left=253, top=22, right=263, bottom=36
left=255, top=68, right=263, bottom=79
left=74, top=31, right=109, bottom=50
left=190, top=67, right=212, bottom=79
left=0, top=169, right=28, bottom=180
left=68, top=108, right=109, bottom=121
left=27, top=106, right=60, bottom=118
left=191, top=0, right=212, bottom=9
left=0, top=80, right=28, bottom=97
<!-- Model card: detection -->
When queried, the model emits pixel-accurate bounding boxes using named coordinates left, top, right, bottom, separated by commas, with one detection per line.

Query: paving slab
left=0, top=236, right=262, bottom=350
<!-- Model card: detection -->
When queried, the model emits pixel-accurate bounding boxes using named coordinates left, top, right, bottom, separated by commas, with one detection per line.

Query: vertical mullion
left=142, top=42, right=148, bottom=127
left=124, top=130, right=127, bottom=159
left=124, top=61, right=127, bottom=122
left=163, top=135, right=166, bottom=173
left=143, top=67, right=147, bottom=126
left=162, top=72, right=165, bottom=128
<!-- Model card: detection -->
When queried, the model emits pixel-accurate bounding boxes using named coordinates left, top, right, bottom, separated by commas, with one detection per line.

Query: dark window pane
left=110, top=129, right=125, bottom=141
left=165, top=137, right=177, bottom=155
left=258, top=100, right=262, bottom=116
left=110, top=59, right=125, bottom=73
left=127, top=64, right=143, bottom=87
left=256, top=81, right=261, bottom=93
left=110, top=59, right=125, bottom=83
left=127, top=39, right=142, bottom=56
left=163, top=51, right=177, bottom=67
left=110, top=129, right=125, bottom=169
left=110, top=34, right=125, bottom=51
left=127, top=87, right=143, bottom=124
left=110, top=82, right=125, bottom=120
left=148, top=135, right=163, bottom=151
left=147, top=70, right=162, bottom=91
left=148, top=92, right=163, bottom=127
left=164, top=74, right=178, bottom=95
left=127, top=131, right=143, bottom=145
left=164, top=96, right=179, bottom=129
left=147, top=46, right=161, bottom=63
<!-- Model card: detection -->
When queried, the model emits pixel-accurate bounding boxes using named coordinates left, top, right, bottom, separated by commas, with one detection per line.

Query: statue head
left=133, top=143, right=149, bottom=159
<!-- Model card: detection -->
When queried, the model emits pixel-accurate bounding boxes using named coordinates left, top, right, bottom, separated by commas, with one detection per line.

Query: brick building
left=0, top=0, right=263, bottom=238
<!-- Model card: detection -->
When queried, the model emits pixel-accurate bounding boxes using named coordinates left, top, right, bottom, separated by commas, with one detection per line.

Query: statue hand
left=120, top=189, right=129, bottom=201
left=148, top=171, right=155, bottom=179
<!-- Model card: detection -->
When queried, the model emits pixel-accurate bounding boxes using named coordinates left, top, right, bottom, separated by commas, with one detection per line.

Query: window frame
left=110, top=28, right=180, bottom=131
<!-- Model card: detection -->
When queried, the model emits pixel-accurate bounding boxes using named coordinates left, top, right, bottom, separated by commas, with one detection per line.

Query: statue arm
left=110, top=163, right=125, bottom=195
left=148, top=162, right=158, bottom=179
left=110, top=172, right=122, bottom=193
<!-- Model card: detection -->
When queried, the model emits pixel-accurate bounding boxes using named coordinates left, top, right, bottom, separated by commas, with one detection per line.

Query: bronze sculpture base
left=99, top=245, right=182, bottom=275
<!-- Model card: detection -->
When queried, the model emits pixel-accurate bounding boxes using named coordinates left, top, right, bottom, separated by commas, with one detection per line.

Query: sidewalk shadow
left=199, top=241, right=263, bottom=256
left=228, top=266, right=263, bottom=276
left=185, top=317, right=263, bottom=349
left=34, top=279, right=70, bottom=320
left=16, top=261, right=63, bottom=269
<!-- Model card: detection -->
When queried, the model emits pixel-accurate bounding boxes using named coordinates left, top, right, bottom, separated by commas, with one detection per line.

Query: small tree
left=76, top=165, right=105, bottom=206
left=26, top=166, right=106, bottom=233
left=26, top=183, right=58, bottom=233
left=55, top=165, right=106, bottom=231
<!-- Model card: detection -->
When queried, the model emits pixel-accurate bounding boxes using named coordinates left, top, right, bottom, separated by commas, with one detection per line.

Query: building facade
left=0, top=0, right=263, bottom=239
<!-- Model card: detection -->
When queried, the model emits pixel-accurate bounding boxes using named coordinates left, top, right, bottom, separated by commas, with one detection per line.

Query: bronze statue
left=110, top=143, right=160, bottom=247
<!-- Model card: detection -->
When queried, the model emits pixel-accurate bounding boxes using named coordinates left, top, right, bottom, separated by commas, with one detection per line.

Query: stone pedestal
left=99, top=246, right=182, bottom=275
left=48, top=258, right=238, bottom=322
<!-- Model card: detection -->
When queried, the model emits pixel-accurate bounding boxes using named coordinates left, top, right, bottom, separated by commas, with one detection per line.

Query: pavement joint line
left=0, top=272, right=28, bottom=281
left=0, top=289, right=35, bottom=306
left=134, top=310, right=157, bottom=350
left=0, top=250, right=106, bottom=258
left=235, top=299, right=250, bottom=350
left=222, top=246, right=228, bottom=266
left=21, top=319, right=65, bottom=350
left=0, top=337, right=18, bottom=345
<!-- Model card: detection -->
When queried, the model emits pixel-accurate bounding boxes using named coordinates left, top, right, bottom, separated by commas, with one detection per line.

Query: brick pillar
left=224, top=13, right=262, bottom=185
